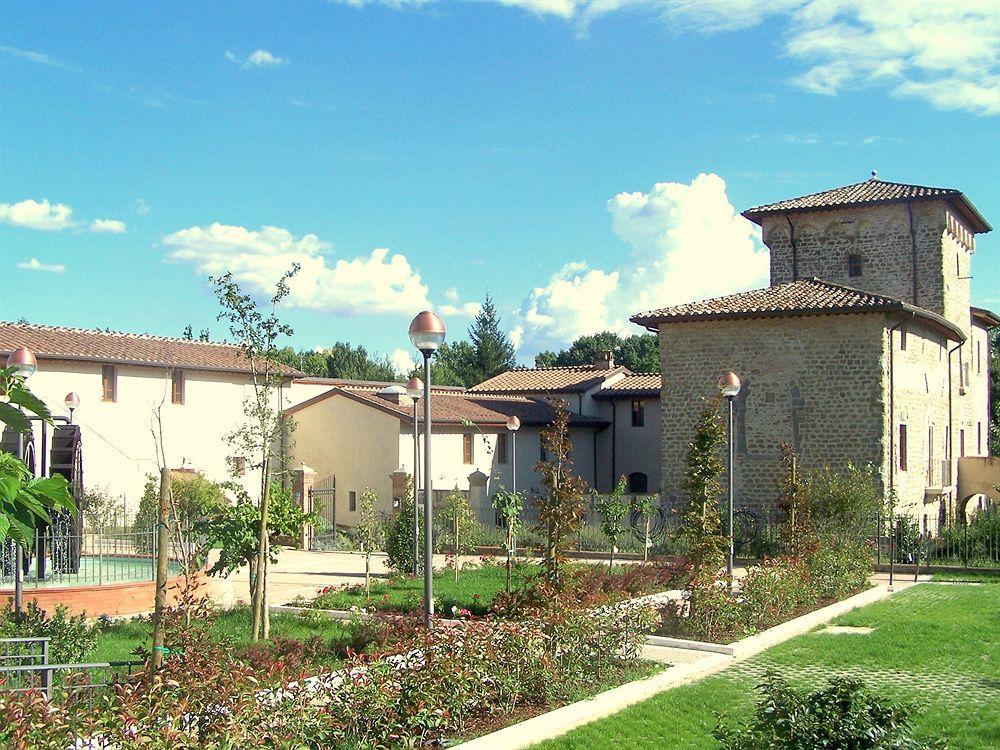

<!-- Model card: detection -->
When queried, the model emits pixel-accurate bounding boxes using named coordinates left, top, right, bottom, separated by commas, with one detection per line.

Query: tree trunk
left=262, top=542, right=270, bottom=641
left=365, top=549, right=371, bottom=596
left=151, top=467, right=172, bottom=675
left=251, top=454, right=272, bottom=641
left=643, top=516, right=650, bottom=563
left=454, top=513, right=460, bottom=583
left=505, top=522, right=513, bottom=593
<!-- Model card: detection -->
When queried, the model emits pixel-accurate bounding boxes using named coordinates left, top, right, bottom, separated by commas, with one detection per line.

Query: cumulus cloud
left=90, top=218, right=127, bottom=234
left=0, top=199, right=75, bottom=231
left=17, top=258, right=66, bottom=273
left=391, top=348, right=416, bottom=376
left=226, top=49, right=287, bottom=68
left=343, top=0, right=998, bottom=115
left=162, top=222, right=432, bottom=316
left=512, top=173, right=769, bottom=355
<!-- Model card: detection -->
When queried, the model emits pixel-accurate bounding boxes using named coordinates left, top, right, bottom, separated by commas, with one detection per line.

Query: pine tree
left=468, top=296, right=516, bottom=383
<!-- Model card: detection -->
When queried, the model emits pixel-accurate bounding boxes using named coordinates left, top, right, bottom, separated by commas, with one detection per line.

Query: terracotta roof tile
left=593, top=373, right=661, bottom=398
left=742, top=178, right=990, bottom=233
left=0, top=321, right=303, bottom=376
left=288, top=385, right=607, bottom=427
left=469, top=364, right=630, bottom=394
left=630, top=278, right=965, bottom=342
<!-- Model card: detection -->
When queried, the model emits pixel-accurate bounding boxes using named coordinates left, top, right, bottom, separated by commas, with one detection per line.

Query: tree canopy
left=274, top=342, right=397, bottom=382
left=535, top=332, right=659, bottom=373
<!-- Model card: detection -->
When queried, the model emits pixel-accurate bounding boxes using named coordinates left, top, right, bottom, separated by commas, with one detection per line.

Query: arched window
left=628, top=472, right=648, bottom=493
left=847, top=254, right=863, bottom=277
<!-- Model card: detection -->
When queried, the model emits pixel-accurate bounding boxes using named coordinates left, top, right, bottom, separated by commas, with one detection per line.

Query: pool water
left=3, top=556, right=182, bottom=589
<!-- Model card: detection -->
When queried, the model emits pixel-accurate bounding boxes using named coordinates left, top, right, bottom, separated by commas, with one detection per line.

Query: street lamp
left=718, top=371, right=741, bottom=584
left=5, top=346, right=37, bottom=618
left=408, top=311, right=446, bottom=628
left=65, top=392, right=80, bottom=424
left=405, top=376, right=423, bottom=576
left=505, top=415, right=520, bottom=559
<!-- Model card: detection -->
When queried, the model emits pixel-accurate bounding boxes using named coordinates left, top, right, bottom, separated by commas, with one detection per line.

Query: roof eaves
left=6, top=351, right=304, bottom=378
left=971, top=306, right=1000, bottom=328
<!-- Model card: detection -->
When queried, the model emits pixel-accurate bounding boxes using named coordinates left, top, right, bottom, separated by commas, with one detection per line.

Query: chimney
left=593, top=350, right=615, bottom=370
left=377, top=385, right=413, bottom=407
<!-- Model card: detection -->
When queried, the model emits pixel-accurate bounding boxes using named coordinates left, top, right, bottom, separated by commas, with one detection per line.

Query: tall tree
left=535, top=332, right=660, bottom=373
left=467, top=296, right=516, bottom=383
left=323, top=342, right=397, bottom=381
left=212, top=264, right=298, bottom=641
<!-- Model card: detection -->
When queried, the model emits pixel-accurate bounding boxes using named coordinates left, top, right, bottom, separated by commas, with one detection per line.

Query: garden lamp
left=405, top=376, right=423, bottom=576
left=718, top=371, right=741, bottom=584
left=65, top=392, right=80, bottom=423
left=7, top=346, right=37, bottom=380
left=408, top=311, right=446, bottom=628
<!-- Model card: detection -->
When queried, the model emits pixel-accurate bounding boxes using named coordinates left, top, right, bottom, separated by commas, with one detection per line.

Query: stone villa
left=632, top=177, right=998, bottom=530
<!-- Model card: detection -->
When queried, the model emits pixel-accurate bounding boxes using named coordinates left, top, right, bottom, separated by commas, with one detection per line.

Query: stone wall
left=657, top=313, right=889, bottom=519
left=761, top=200, right=976, bottom=333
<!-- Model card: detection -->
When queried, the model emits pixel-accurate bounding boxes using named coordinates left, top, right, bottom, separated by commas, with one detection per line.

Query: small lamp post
left=405, top=376, right=423, bottom=576
left=505, top=415, right=520, bottom=559
left=718, top=371, right=741, bottom=583
left=6, top=347, right=37, bottom=618
left=408, top=311, right=446, bottom=628
left=65, top=392, right=80, bottom=424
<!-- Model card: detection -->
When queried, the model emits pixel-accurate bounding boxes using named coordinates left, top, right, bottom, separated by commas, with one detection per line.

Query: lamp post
left=718, top=371, right=741, bottom=584
left=64, top=392, right=80, bottom=424
left=405, top=377, right=423, bottom=576
left=408, top=311, right=446, bottom=628
left=505, top=415, right=520, bottom=559
left=7, top=347, right=37, bottom=618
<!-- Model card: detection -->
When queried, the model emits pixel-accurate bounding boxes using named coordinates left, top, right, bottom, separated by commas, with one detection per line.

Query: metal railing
left=926, top=459, right=953, bottom=488
left=0, top=529, right=159, bottom=589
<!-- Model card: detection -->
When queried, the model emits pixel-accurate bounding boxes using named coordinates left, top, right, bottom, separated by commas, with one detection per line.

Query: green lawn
left=309, top=562, right=541, bottom=616
left=528, top=583, right=999, bottom=750
left=91, top=607, right=350, bottom=665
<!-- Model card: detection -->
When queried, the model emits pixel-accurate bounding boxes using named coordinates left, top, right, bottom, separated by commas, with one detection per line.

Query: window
left=959, top=429, right=965, bottom=457
left=977, top=341, right=982, bottom=374
left=927, top=426, right=934, bottom=478
left=496, top=433, right=508, bottom=464
left=631, top=399, right=645, bottom=427
left=899, top=329, right=907, bottom=351
left=977, top=422, right=982, bottom=454
left=847, top=254, right=863, bottom=277
left=463, top=433, right=474, bottom=464
left=227, top=456, right=246, bottom=476
left=540, top=438, right=546, bottom=461
left=171, top=368, right=184, bottom=405
left=628, top=472, right=648, bottom=493
left=102, top=365, right=117, bottom=402
left=349, top=491, right=357, bottom=512
left=898, top=424, right=907, bottom=471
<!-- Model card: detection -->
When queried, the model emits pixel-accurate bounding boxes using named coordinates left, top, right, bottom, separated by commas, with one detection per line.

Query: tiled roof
left=469, top=364, right=630, bottom=394
left=742, top=178, right=991, bottom=233
left=287, top=385, right=607, bottom=428
left=593, top=373, right=661, bottom=398
left=294, top=377, right=464, bottom=393
left=630, top=278, right=965, bottom=341
left=0, top=321, right=303, bottom=376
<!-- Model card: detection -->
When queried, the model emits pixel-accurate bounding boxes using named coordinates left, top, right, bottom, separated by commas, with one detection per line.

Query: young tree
left=593, top=476, right=628, bottom=569
left=679, top=396, right=727, bottom=611
left=439, top=489, right=477, bottom=582
left=467, top=296, right=516, bottom=383
left=355, top=487, right=383, bottom=595
left=384, top=476, right=422, bottom=575
left=491, top=488, right=523, bottom=592
left=776, top=442, right=817, bottom=558
left=630, top=493, right=656, bottom=563
left=212, top=264, right=298, bottom=641
left=533, top=399, right=589, bottom=586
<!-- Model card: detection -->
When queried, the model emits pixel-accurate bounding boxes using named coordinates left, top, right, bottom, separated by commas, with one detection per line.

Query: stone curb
left=456, top=579, right=921, bottom=749
left=643, top=635, right=734, bottom=655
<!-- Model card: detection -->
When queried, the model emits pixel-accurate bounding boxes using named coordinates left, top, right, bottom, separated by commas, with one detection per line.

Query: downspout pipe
left=887, top=312, right=915, bottom=499
left=610, top=400, right=617, bottom=490
left=906, top=203, right=919, bottom=305
left=947, top=338, right=965, bottom=521
left=784, top=213, right=799, bottom=281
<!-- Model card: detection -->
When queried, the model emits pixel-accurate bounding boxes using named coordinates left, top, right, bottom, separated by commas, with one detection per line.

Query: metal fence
left=0, top=529, right=158, bottom=589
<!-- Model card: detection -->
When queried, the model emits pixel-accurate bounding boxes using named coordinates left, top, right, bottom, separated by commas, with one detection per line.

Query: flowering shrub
left=0, top=600, right=97, bottom=663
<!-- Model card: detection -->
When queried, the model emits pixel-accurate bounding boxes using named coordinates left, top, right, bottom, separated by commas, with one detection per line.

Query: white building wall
left=21, top=359, right=272, bottom=512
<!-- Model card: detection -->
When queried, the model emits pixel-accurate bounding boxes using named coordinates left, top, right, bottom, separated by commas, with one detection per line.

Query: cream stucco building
left=0, top=322, right=302, bottom=511
left=632, top=177, right=998, bottom=530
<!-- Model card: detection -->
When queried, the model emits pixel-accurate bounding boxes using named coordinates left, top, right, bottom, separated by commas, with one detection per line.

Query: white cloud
left=134, top=198, right=151, bottom=216
left=512, top=173, right=769, bottom=355
left=0, top=45, right=78, bottom=70
left=226, top=49, right=287, bottom=68
left=391, top=348, right=416, bottom=376
left=17, top=258, right=66, bottom=273
left=444, top=286, right=460, bottom=303
left=90, top=218, right=127, bottom=234
left=0, top=199, right=75, bottom=231
left=163, top=222, right=432, bottom=316
left=341, top=0, right=998, bottom=116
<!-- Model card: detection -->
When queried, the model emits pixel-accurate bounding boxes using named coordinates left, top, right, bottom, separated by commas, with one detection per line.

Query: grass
left=90, top=607, right=350, bottom=664
left=309, top=562, right=541, bottom=616
left=931, top=571, right=999, bottom=583
left=528, top=583, right=999, bottom=750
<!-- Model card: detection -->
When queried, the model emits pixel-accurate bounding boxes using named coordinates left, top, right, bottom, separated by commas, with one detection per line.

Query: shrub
left=383, top=476, right=420, bottom=575
left=0, top=600, right=98, bottom=663
left=737, top=557, right=814, bottom=633
left=807, top=538, right=872, bottom=600
left=807, top=463, right=883, bottom=544
left=715, top=672, right=945, bottom=750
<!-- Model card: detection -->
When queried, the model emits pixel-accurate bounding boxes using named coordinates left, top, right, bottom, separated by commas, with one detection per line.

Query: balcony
left=925, top=459, right=953, bottom=498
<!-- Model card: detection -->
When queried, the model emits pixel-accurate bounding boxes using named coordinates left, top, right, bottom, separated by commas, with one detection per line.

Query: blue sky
left=2, top=0, right=998, bottom=368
